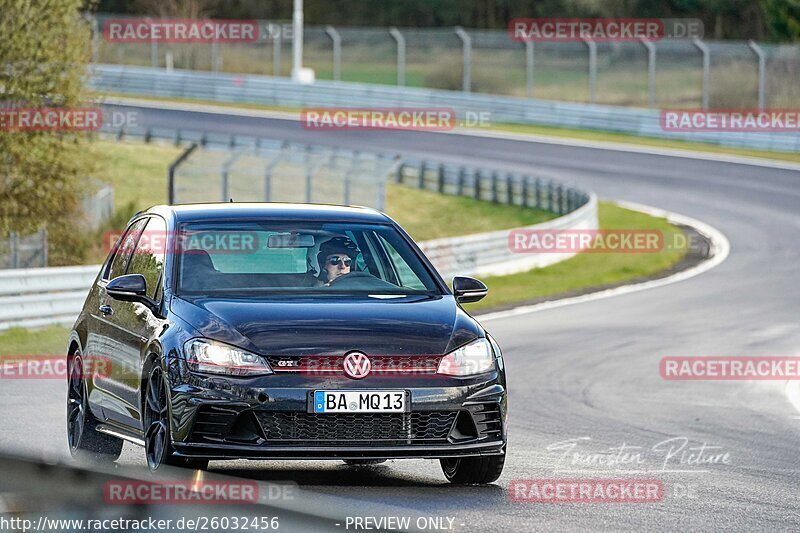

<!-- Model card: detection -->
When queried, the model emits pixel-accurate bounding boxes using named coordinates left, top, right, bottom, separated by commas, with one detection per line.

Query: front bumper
left=166, top=360, right=507, bottom=460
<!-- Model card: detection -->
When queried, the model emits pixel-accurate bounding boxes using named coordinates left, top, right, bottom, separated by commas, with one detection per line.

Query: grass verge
left=3, top=200, right=689, bottom=354
left=466, top=201, right=689, bottom=311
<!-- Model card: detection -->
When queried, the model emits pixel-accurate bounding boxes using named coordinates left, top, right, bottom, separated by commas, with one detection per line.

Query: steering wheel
left=327, top=271, right=374, bottom=286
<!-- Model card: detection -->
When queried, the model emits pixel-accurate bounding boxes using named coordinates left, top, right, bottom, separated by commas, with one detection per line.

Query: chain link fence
left=92, top=15, right=800, bottom=109
left=167, top=139, right=401, bottom=209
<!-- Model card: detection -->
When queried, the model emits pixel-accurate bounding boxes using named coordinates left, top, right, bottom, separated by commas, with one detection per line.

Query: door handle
left=98, top=305, right=113, bottom=316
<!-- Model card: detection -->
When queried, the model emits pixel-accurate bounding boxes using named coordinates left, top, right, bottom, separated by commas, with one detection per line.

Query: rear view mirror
left=267, top=233, right=315, bottom=248
left=452, top=276, right=488, bottom=303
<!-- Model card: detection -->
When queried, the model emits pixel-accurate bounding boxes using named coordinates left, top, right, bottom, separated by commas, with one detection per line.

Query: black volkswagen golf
left=67, top=203, right=507, bottom=483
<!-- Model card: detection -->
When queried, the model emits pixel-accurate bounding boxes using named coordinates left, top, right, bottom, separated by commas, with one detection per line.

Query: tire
left=67, top=354, right=123, bottom=462
left=342, top=459, right=387, bottom=466
left=440, top=453, right=505, bottom=484
left=143, top=365, right=208, bottom=472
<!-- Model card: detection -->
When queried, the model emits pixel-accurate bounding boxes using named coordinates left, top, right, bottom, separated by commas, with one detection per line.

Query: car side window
left=127, top=217, right=167, bottom=299
left=106, top=218, right=148, bottom=281
left=376, top=235, right=427, bottom=290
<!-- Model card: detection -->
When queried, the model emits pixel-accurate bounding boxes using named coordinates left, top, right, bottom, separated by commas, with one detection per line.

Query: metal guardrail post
left=582, top=36, right=597, bottom=104
left=263, top=142, right=289, bottom=201
left=325, top=26, right=342, bottom=81
left=521, top=177, right=529, bottom=208
left=147, top=17, right=158, bottom=67
left=168, top=143, right=198, bottom=204
left=9, top=233, right=17, bottom=269
left=693, top=38, right=710, bottom=110
left=273, top=32, right=282, bottom=76
left=221, top=151, right=244, bottom=201
left=389, top=28, right=406, bottom=87
left=454, top=27, right=471, bottom=93
left=526, top=41, right=535, bottom=97
left=506, top=174, right=514, bottom=205
left=437, top=164, right=445, bottom=193
left=748, top=40, right=766, bottom=110
left=641, top=39, right=656, bottom=108
left=534, top=179, right=542, bottom=209
left=474, top=171, right=483, bottom=200
left=41, top=228, right=48, bottom=267
left=88, top=14, right=99, bottom=64
left=211, top=40, right=220, bottom=72
left=457, top=167, right=465, bottom=196
left=417, top=161, right=425, bottom=189
left=491, top=172, right=498, bottom=203
left=395, top=162, right=404, bottom=183
left=547, top=181, right=555, bottom=212
left=292, top=0, right=304, bottom=80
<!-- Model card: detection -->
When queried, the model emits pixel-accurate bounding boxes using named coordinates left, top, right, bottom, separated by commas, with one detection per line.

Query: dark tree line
left=96, top=0, right=800, bottom=41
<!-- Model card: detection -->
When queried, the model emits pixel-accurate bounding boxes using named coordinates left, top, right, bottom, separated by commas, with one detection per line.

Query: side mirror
left=452, top=276, right=488, bottom=304
left=106, top=274, right=148, bottom=303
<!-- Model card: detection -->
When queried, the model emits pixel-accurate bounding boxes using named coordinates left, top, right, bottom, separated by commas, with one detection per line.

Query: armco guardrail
left=0, top=198, right=597, bottom=329
left=421, top=194, right=597, bottom=280
left=91, top=65, right=800, bottom=152
left=0, top=265, right=99, bottom=330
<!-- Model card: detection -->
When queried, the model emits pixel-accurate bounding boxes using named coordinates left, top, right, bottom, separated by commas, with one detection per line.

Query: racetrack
left=3, top=102, right=800, bottom=530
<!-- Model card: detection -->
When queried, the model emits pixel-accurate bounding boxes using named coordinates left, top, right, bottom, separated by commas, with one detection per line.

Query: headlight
left=184, top=339, right=273, bottom=376
left=437, top=338, right=495, bottom=376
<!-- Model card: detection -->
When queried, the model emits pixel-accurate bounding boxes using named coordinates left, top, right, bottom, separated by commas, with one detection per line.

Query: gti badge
left=343, top=351, right=371, bottom=379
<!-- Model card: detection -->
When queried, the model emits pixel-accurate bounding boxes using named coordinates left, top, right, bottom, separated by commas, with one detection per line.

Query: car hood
left=170, top=294, right=482, bottom=356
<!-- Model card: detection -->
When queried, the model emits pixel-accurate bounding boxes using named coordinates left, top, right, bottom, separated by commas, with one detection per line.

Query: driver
left=316, top=236, right=359, bottom=286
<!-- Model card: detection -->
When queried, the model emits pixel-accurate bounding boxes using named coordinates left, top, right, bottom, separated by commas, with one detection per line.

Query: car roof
left=145, top=203, right=392, bottom=224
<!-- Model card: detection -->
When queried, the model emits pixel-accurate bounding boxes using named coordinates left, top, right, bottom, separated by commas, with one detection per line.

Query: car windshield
left=174, top=220, right=442, bottom=296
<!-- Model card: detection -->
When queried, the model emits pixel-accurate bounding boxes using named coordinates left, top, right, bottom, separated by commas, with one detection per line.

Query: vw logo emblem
left=343, top=351, right=371, bottom=379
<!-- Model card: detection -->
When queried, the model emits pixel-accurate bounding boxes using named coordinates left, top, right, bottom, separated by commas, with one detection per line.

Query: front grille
left=255, top=411, right=457, bottom=445
left=266, top=355, right=442, bottom=374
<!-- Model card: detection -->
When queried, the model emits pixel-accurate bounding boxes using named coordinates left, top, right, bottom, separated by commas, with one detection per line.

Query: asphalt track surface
left=2, top=103, right=800, bottom=531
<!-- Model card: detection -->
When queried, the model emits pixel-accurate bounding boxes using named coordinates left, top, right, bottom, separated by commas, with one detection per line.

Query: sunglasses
left=327, top=256, right=352, bottom=267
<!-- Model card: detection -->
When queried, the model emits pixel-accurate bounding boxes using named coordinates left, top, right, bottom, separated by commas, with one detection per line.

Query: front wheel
left=67, top=354, right=123, bottom=462
left=143, top=365, right=208, bottom=472
left=440, top=454, right=505, bottom=484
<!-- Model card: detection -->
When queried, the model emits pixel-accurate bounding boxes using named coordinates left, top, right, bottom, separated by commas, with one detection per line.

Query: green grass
left=0, top=200, right=689, bottom=354
left=385, top=185, right=554, bottom=240
left=88, top=140, right=184, bottom=213
left=94, top=94, right=800, bottom=165
left=0, top=326, right=70, bottom=356
left=466, top=201, right=689, bottom=311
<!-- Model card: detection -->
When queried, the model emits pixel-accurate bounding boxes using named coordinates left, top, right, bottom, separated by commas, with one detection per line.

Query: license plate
left=313, top=390, right=406, bottom=413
